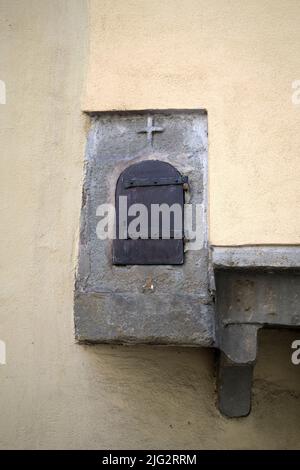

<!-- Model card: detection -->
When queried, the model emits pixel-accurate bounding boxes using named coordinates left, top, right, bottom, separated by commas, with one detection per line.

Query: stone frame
left=74, top=110, right=300, bottom=417
left=74, top=110, right=214, bottom=346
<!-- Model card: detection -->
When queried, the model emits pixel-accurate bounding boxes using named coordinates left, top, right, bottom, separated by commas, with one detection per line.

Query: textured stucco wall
left=84, top=0, right=300, bottom=245
left=0, top=0, right=300, bottom=449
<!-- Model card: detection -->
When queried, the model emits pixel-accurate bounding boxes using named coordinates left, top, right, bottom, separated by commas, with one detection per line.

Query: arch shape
left=113, top=160, right=187, bottom=265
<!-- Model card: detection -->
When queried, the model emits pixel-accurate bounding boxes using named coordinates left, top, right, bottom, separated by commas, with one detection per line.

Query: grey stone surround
left=74, top=111, right=214, bottom=345
left=74, top=110, right=300, bottom=417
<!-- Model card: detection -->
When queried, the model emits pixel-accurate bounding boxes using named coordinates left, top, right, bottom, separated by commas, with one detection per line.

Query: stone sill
left=211, top=246, right=300, bottom=270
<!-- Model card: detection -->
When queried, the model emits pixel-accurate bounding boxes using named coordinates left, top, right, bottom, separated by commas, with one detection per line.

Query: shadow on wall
left=74, top=329, right=300, bottom=449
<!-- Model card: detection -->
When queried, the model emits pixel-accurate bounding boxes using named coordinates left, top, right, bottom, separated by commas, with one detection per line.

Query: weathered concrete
left=75, top=111, right=214, bottom=345
left=212, top=246, right=300, bottom=269
left=215, top=267, right=300, bottom=417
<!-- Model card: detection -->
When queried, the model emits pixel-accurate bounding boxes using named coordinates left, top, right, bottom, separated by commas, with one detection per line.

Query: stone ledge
left=211, top=246, right=300, bottom=269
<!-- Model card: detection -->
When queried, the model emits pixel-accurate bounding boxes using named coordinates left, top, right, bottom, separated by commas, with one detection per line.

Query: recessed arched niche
left=113, top=160, right=187, bottom=265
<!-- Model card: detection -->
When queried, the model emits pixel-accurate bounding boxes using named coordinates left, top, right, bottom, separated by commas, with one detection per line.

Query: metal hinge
left=124, top=175, right=188, bottom=189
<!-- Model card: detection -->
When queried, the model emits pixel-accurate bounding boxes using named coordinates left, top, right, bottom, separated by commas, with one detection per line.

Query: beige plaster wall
left=84, top=0, right=300, bottom=245
left=0, top=0, right=300, bottom=450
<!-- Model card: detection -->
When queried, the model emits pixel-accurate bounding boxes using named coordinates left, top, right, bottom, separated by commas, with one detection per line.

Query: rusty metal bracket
left=124, top=175, right=188, bottom=188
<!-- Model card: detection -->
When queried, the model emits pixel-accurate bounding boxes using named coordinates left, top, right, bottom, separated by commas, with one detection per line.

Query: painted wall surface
left=0, top=0, right=300, bottom=450
left=84, top=0, right=300, bottom=245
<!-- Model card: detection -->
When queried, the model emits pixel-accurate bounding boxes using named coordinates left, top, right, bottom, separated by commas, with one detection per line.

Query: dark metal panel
left=113, top=239, right=184, bottom=265
left=113, top=160, right=185, bottom=265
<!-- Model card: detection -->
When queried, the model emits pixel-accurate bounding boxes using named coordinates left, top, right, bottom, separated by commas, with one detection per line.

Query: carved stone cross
left=138, top=116, right=164, bottom=145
